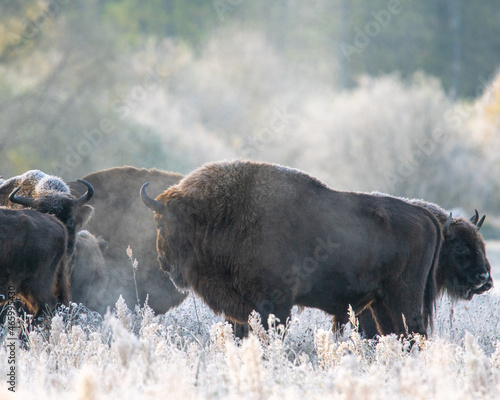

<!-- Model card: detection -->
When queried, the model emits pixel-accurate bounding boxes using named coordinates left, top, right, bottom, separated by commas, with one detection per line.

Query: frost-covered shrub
left=130, top=33, right=498, bottom=216
left=2, top=288, right=500, bottom=399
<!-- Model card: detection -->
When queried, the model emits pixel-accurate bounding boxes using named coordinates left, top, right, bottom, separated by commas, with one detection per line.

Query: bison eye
left=454, top=245, right=469, bottom=255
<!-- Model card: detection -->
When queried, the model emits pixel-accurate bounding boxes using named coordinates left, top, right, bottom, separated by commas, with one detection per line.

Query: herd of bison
left=0, top=161, right=494, bottom=340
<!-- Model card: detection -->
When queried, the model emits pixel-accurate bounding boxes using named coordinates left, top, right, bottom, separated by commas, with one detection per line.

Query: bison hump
left=373, top=205, right=390, bottom=227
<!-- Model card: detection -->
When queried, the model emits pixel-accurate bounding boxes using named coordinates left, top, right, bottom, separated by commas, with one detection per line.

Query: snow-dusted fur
left=0, top=170, right=94, bottom=260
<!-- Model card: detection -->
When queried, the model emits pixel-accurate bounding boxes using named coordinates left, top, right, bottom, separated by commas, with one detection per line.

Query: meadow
left=1, top=267, right=499, bottom=399
left=2, top=4, right=500, bottom=399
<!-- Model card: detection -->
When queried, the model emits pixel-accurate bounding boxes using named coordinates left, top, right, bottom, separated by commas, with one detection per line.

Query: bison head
left=438, top=210, right=493, bottom=300
left=9, top=179, right=94, bottom=260
left=141, top=182, right=190, bottom=291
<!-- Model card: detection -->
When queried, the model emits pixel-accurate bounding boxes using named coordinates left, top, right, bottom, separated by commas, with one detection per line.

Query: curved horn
left=469, top=209, right=479, bottom=225
left=443, top=212, right=452, bottom=236
left=9, top=186, right=36, bottom=208
left=141, top=182, right=163, bottom=212
left=477, top=215, right=486, bottom=230
left=75, top=179, right=94, bottom=207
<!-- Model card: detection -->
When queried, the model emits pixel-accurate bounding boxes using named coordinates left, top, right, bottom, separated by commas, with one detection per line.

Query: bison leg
left=232, top=321, right=249, bottom=339
left=363, top=301, right=394, bottom=337
left=21, top=249, right=70, bottom=318
left=54, top=259, right=71, bottom=306
left=379, top=291, right=427, bottom=337
left=332, top=313, right=348, bottom=332
left=230, top=305, right=291, bottom=339
left=357, top=308, right=379, bottom=338
left=377, top=240, right=437, bottom=339
left=254, top=301, right=291, bottom=331
left=193, top=271, right=292, bottom=336
left=17, top=289, right=56, bottom=318
left=194, top=275, right=255, bottom=325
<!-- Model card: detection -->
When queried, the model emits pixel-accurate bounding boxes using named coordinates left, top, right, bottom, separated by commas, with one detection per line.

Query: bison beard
left=0, top=208, right=71, bottom=316
left=142, top=160, right=443, bottom=338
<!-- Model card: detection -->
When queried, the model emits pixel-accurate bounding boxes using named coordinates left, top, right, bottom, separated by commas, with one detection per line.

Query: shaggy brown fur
left=142, top=160, right=443, bottom=338
left=0, top=207, right=71, bottom=315
left=356, top=198, right=492, bottom=337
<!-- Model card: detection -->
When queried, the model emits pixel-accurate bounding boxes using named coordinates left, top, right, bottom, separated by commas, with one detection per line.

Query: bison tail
left=423, top=217, right=441, bottom=333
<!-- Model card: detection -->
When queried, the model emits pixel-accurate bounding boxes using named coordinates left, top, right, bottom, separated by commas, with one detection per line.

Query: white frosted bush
left=2, top=288, right=500, bottom=399
left=125, top=34, right=499, bottom=215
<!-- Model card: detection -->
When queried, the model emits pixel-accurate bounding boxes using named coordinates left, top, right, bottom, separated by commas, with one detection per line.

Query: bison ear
left=443, top=212, right=452, bottom=237
left=98, top=238, right=109, bottom=254
left=75, top=205, right=94, bottom=229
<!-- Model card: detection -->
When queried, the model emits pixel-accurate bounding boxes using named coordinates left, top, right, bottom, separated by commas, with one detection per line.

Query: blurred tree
left=0, top=1, right=177, bottom=180
left=460, top=0, right=500, bottom=97
left=337, top=0, right=350, bottom=89
left=102, top=0, right=171, bottom=41
left=448, top=0, right=462, bottom=99
left=95, top=0, right=500, bottom=97
left=101, top=0, right=218, bottom=45
left=348, top=0, right=500, bottom=97
left=0, top=0, right=46, bottom=63
left=2, top=0, right=500, bottom=220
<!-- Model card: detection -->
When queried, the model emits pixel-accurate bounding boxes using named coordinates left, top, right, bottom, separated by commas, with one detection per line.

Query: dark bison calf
left=141, top=160, right=443, bottom=338
left=0, top=207, right=70, bottom=316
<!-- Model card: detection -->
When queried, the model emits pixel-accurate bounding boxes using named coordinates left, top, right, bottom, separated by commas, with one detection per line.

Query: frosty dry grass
left=0, top=293, right=500, bottom=399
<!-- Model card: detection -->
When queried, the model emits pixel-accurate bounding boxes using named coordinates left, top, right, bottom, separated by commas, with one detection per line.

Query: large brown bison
left=0, top=207, right=71, bottom=316
left=68, top=166, right=187, bottom=314
left=141, top=160, right=443, bottom=338
left=0, top=170, right=94, bottom=260
left=70, top=230, right=108, bottom=311
left=354, top=198, right=493, bottom=337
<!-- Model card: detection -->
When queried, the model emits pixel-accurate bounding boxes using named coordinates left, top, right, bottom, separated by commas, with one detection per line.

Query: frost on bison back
left=0, top=170, right=94, bottom=261
left=142, top=160, right=443, bottom=339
